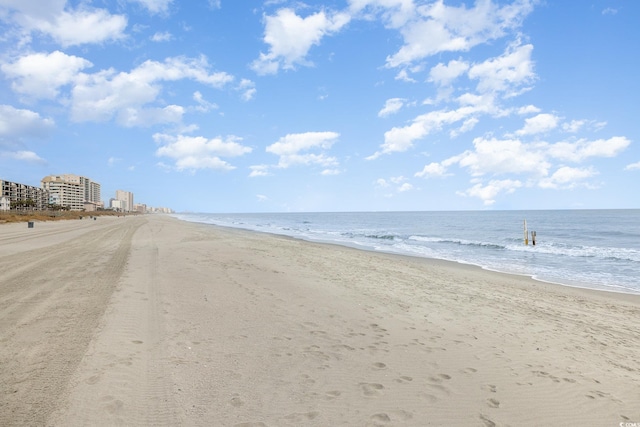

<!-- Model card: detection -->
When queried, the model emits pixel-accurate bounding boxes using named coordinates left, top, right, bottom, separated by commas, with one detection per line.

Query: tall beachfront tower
left=41, top=174, right=101, bottom=211
left=115, top=190, right=134, bottom=212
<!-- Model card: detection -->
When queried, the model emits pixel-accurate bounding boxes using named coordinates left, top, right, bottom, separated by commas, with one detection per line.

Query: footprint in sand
left=359, top=382, right=384, bottom=397
left=368, top=413, right=391, bottom=425
left=479, top=414, right=496, bottom=427
left=487, top=398, right=500, bottom=408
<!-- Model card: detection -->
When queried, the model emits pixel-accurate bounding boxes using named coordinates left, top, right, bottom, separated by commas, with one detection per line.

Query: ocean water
left=173, top=210, right=640, bottom=295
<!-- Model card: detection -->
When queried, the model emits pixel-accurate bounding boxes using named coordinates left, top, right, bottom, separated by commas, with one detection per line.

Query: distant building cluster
left=1, top=175, right=172, bottom=214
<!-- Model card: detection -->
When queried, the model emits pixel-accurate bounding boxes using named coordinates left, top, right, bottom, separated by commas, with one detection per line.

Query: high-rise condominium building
left=0, top=179, right=50, bottom=211
left=115, top=190, right=134, bottom=212
left=41, top=174, right=101, bottom=211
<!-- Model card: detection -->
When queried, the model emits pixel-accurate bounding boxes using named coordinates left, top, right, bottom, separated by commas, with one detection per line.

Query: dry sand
left=1, top=214, right=639, bottom=426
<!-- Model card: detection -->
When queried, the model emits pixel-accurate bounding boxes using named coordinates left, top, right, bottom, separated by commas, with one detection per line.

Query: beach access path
left=1, top=215, right=639, bottom=426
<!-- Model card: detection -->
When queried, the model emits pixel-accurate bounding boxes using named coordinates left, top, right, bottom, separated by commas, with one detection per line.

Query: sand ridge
left=1, top=215, right=639, bottom=426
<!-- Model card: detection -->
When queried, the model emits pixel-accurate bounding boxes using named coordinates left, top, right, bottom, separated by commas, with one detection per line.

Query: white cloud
left=70, top=56, right=234, bottom=125
left=349, top=0, right=415, bottom=28
left=0, top=105, right=54, bottom=141
left=546, top=136, right=630, bottom=163
left=0, top=0, right=66, bottom=20
left=2, top=150, right=46, bottom=164
left=378, top=98, right=405, bottom=117
left=375, top=178, right=390, bottom=188
left=454, top=136, right=550, bottom=177
left=428, top=59, right=469, bottom=86
left=27, top=8, right=127, bottom=47
left=249, top=164, right=272, bottom=177
left=129, top=0, right=174, bottom=14
left=625, top=161, right=640, bottom=171
left=251, top=8, right=350, bottom=74
left=368, top=105, right=484, bottom=159
left=154, top=133, right=252, bottom=171
left=538, top=166, right=597, bottom=189
left=398, top=182, right=414, bottom=192
left=422, top=133, right=630, bottom=204
left=118, top=105, right=185, bottom=128
left=468, top=42, right=535, bottom=96
left=516, top=113, right=559, bottom=136
left=517, top=104, right=541, bottom=115
left=384, top=0, right=534, bottom=68
left=602, top=7, right=618, bottom=15
left=237, top=79, right=256, bottom=101
left=458, top=179, right=522, bottom=205
left=151, top=31, right=173, bottom=42
left=266, top=131, right=339, bottom=168
left=1, top=51, right=93, bottom=99
left=321, top=169, right=341, bottom=175
left=450, top=117, right=479, bottom=138
left=257, top=194, right=268, bottom=202
left=562, top=119, right=585, bottom=133
left=415, top=162, right=449, bottom=178
left=193, top=91, right=218, bottom=113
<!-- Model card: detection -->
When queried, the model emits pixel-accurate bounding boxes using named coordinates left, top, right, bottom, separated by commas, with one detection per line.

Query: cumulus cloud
left=468, top=42, right=535, bottom=96
left=454, top=136, right=550, bottom=177
left=378, top=98, right=405, bottom=117
left=368, top=104, right=485, bottom=159
left=1, top=51, right=92, bottom=99
left=266, top=131, right=339, bottom=168
left=417, top=132, right=630, bottom=204
left=35, top=8, right=126, bottom=46
left=546, top=136, right=630, bottom=162
left=381, top=0, right=534, bottom=68
left=538, top=166, right=597, bottom=189
left=457, top=179, right=522, bottom=205
left=0, top=105, right=55, bottom=141
left=70, top=56, right=233, bottom=125
left=562, top=119, right=585, bottom=133
left=415, top=162, right=449, bottom=178
left=0, top=1, right=127, bottom=47
left=428, top=59, right=469, bottom=86
left=516, top=113, right=559, bottom=136
left=251, top=8, right=350, bottom=74
left=2, top=51, right=238, bottom=128
left=154, top=133, right=252, bottom=171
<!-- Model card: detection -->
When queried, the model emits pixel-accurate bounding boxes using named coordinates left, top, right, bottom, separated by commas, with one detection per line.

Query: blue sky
left=0, top=0, right=638, bottom=212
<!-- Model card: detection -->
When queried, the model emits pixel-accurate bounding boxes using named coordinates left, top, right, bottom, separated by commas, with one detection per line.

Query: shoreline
left=2, top=215, right=639, bottom=426
left=226, top=221, right=640, bottom=304
left=175, top=216, right=640, bottom=298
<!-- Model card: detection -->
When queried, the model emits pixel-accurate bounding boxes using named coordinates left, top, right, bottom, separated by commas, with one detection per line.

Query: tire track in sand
left=47, top=216, right=180, bottom=426
left=0, top=217, right=145, bottom=427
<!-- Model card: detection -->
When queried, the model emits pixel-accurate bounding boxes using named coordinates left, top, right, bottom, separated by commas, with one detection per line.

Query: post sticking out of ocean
left=532, top=231, right=536, bottom=246
left=524, top=219, right=528, bottom=245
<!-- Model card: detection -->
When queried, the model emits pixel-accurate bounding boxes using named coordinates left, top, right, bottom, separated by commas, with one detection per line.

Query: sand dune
left=1, top=215, right=639, bottom=426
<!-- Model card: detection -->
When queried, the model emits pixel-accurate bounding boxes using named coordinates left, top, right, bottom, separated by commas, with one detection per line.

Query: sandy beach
left=1, top=214, right=639, bottom=426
